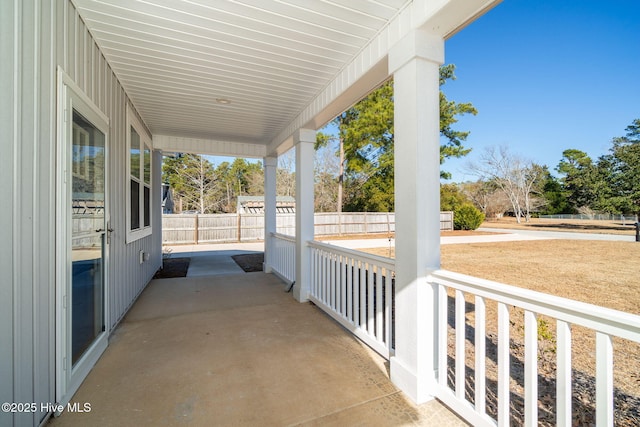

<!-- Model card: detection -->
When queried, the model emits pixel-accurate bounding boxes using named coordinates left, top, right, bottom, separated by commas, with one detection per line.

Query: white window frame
left=126, top=104, right=153, bottom=243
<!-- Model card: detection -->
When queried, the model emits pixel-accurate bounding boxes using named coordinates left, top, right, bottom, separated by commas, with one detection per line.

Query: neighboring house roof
left=237, top=196, right=295, bottom=214
left=162, top=183, right=174, bottom=212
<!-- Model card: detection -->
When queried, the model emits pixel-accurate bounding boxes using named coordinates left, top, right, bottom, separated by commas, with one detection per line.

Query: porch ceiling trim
left=153, top=135, right=266, bottom=159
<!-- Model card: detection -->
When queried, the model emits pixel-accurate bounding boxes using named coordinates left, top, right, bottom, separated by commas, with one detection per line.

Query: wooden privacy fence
left=162, top=211, right=453, bottom=245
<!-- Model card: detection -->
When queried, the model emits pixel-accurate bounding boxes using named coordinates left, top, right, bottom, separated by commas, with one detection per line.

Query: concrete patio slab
left=186, top=252, right=246, bottom=277
left=48, top=272, right=467, bottom=427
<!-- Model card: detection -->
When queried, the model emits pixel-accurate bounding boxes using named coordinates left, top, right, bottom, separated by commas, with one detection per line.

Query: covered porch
left=49, top=268, right=465, bottom=426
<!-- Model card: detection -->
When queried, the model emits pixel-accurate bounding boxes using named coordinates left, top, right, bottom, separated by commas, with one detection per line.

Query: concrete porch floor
left=49, top=270, right=467, bottom=426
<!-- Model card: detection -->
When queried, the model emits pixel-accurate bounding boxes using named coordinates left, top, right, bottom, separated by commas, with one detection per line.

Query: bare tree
left=468, top=146, right=545, bottom=223
left=461, top=180, right=511, bottom=219
left=314, top=144, right=339, bottom=212
left=277, top=150, right=296, bottom=197
left=163, top=154, right=223, bottom=213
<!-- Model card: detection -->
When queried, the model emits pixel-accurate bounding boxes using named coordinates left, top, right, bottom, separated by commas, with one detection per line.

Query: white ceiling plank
left=115, top=69, right=308, bottom=104
left=105, top=54, right=319, bottom=93
left=86, top=23, right=347, bottom=69
left=95, top=36, right=337, bottom=81
left=162, top=0, right=372, bottom=45
left=81, top=0, right=365, bottom=53
left=98, top=42, right=330, bottom=88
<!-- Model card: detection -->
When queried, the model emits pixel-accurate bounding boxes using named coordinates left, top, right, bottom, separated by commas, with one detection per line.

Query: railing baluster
left=353, top=260, right=360, bottom=327
left=557, top=320, right=572, bottom=427
left=360, top=261, right=366, bottom=328
left=524, top=310, right=538, bottom=426
left=310, top=247, right=316, bottom=296
left=340, top=255, right=346, bottom=318
left=596, top=332, right=614, bottom=427
left=367, top=263, right=374, bottom=334
left=347, top=257, right=353, bottom=323
left=455, top=289, right=466, bottom=400
left=475, top=295, right=486, bottom=417
left=438, top=283, right=448, bottom=387
left=315, top=248, right=321, bottom=298
left=322, top=251, right=328, bottom=304
left=385, top=269, right=391, bottom=348
left=376, top=266, right=383, bottom=341
left=330, top=252, right=335, bottom=309
left=498, top=302, right=510, bottom=426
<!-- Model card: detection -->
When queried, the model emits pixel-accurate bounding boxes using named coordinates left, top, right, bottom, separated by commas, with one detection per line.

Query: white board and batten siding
left=1, top=1, right=161, bottom=425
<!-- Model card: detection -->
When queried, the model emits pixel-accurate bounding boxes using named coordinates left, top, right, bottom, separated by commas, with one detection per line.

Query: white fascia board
left=267, top=0, right=501, bottom=157
left=417, top=0, right=503, bottom=39
left=154, top=135, right=266, bottom=159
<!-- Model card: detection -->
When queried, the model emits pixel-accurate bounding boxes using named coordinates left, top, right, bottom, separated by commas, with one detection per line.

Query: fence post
left=364, top=212, right=368, bottom=234
left=635, top=222, right=639, bottom=242
left=194, top=214, right=199, bottom=245
left=237, top=213, right=242, bottom=242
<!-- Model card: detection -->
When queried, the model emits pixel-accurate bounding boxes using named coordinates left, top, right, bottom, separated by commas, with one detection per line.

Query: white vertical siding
left=58, top=0, right=161, bottom=331
left=0, top=1, right=161, bottom=425
left=1, top=1, right=57, bottom=425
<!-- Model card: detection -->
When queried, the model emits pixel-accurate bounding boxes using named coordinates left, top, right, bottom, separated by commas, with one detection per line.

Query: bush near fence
left=162, top=211, right=454, bottom=244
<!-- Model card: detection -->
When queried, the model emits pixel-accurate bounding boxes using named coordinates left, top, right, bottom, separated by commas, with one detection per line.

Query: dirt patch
left=231, top=253, right=264, bottom=272
left=361, top=240, right=640, bottom=425
left=153, top=257, right=190, bottom=279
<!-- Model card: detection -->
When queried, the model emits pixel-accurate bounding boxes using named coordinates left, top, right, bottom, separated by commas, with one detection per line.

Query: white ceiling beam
left=154, top=135, right=266, bottom=159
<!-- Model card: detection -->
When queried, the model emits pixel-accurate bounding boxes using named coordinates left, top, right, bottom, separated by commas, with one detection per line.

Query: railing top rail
left=271, top=232, right=296, bottom=243
left=430, top=269, right=640, bottom=343
left=308, top=240, right=396, bottom=272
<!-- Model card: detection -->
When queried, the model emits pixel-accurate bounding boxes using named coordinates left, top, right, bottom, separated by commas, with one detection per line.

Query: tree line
left=162, top=155, right=295, bottom=214
left=462, top=118, right=640, bottom=223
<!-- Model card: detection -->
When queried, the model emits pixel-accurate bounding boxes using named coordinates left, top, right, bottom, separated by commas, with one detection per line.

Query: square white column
left=263, top=156, right=277, bottom=273
left=293, top=129, right=316, bottom=302
left=389, top=30, right=444, bottom=404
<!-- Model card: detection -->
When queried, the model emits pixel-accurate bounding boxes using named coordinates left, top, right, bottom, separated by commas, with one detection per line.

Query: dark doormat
left=231, top=253, right=264, bottom=272
left=153, top=257, right=190, bottom=279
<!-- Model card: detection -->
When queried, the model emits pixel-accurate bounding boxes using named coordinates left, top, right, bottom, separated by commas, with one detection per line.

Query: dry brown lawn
left=364, top=239, right=640, bottom=314
left=361, top=239, right=640, bottom=425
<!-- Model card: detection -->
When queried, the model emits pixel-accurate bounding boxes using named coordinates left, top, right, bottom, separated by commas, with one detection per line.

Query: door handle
left=96, top=228, right=114, bottom=245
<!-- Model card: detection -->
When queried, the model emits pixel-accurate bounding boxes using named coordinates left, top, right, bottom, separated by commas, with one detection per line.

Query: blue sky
left=440, top=0, right=640, bottom=182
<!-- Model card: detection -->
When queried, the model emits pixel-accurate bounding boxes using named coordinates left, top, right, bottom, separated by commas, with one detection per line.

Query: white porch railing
left=270, top=233, right=296, bottom=284
left=308, top=241, right=395, bottom=359
left=428, top=269, right=640, bottom=427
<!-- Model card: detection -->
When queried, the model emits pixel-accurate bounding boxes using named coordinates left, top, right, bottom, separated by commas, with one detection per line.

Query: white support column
left=263, top=156, right=277, bottom=273
left=293, top=129, right=316, bottom=302
left=388, top=29, right=444, bottom=404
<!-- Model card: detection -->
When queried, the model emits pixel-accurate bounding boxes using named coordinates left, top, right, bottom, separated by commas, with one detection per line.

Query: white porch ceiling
left=73, top=0, right=412, bottom=149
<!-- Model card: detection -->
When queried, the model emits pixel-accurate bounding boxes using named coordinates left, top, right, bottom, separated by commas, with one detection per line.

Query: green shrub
left=454, top=204, right=485, bottom=230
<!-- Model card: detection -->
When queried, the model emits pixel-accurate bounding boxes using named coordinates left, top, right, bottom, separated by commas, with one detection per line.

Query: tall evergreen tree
left=317, top=64, right=477, bottom=212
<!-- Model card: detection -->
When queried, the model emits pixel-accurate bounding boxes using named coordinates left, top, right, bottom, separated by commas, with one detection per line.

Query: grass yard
left=362, top=239, right=640, bottom=425
left=482, top=216, right=637, bottom=236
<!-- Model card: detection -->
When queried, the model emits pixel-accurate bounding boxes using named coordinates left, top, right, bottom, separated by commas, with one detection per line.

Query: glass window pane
left=130, top=127, right=140, bottom=179
left=144, top=185, right=150, bottom=227
left=144, top=145, right=151, bottom=184
left=71, top=110, right=105, bottom=366
left=130, top=179, right=140, bottom=230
